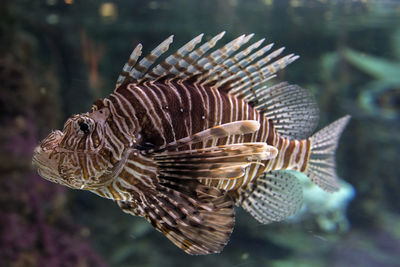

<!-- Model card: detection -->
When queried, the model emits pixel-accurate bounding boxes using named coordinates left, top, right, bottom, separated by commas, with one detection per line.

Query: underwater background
left=1, top=0, right=400, bottom=266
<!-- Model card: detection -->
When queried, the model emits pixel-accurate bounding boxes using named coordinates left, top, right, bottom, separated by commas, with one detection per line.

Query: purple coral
left=0, top=52, right=107, bottom=266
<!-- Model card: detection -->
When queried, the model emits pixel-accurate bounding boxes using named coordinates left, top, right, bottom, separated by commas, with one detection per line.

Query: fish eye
left=74, top=118, right=94, bottom=135
left=79, top=122, right=90, bottom=134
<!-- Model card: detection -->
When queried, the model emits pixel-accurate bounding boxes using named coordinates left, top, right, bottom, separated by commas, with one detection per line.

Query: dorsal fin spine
left=130, top=35, right=174, bottom=81
left=224, top=43, right=274, bottom=75
left=223, top=47, right=286, bottom=89
left=214, top=44, right=279, bottom=89
left=228, top=53, right=298, bottom=96
left=145, top=34, right=204, bottom=79
left=211, top=37, right=263, bottom=76
left=176, top=32, right=226, bottom=77
left=116, top=33, right=301, bottom=117
left=115, top=44, right=143, bottom=87
left=235, top=75, right=277, bottom=100
left=248, top=83, right=283, bottom=105
left=198, top=34, right=246, bottom=68
left=198, top=34, right=255, bottom=83
left=229, top=54, right=298, bottom=103
left=212, top=38, right=266, bottom=78
left=199, top=40, right=271, bottom=87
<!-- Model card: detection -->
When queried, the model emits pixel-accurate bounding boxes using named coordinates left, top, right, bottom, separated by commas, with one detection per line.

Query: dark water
left=1, top=0, right=400, bottom=266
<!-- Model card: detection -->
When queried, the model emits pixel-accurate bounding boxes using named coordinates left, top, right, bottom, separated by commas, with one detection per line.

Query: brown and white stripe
left=34, top=33, right=351, bottom=255
left=93, top=77, right=311, bottom=199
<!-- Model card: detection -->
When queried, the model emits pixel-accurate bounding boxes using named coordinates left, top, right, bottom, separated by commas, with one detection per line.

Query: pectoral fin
left=154, top=143, right=278, bottom=180
left=118, top=180, right=235, bottom=255
left=146, top=120, right=261, bottom=153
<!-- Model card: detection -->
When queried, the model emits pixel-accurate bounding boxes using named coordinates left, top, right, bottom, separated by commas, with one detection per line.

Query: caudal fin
left=306, top=115, right=351, bottom=192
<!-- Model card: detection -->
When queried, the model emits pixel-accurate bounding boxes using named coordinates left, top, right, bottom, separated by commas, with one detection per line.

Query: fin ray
left=115, top=44, right=143, bottom=87
left=255, top=82, right=320, bottom=139
left=154, top=143, right=278, bottom=180
left=114, top=34, right=305, bottom=128
left=146, top=120, right=261, bottom=153
left=241, top=171, right=303, bottom=224
left=144, top=34, right=204, bottom=79
left=118, top=180, right=235, bottom=255
left=131, top=35, right=174, bottom=81
left=176, top=32, right=226, bottom=77
left=115, top=33, right=298, bottom=101
left=306, top=115, right=351, bottom=192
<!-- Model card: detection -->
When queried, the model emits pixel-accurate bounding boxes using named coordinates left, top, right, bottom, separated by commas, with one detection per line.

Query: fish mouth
left=32, top=130, right=66, bottom=185
left=33, top=130, right=63, bottom=165
left=32, top=129, right=115, bottom=190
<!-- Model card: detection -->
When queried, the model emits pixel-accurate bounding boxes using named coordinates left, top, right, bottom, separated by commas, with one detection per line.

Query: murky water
left=1, top=0, right=400, bottom=266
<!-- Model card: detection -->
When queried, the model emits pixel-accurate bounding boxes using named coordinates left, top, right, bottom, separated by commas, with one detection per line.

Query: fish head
left=33, top=107, right=120, bottom=190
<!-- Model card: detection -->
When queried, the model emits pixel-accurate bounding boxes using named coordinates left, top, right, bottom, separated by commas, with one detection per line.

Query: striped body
left=33, top=33, right=350, bottom=255
left=92, top=79, right=310, bottom=202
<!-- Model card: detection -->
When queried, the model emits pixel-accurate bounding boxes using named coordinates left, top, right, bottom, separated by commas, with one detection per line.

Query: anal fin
left=240, top=170, right=303, bottom=224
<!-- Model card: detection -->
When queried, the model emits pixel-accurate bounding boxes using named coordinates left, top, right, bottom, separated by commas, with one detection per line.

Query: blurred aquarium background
left=1, top=0, right=400, bottom=266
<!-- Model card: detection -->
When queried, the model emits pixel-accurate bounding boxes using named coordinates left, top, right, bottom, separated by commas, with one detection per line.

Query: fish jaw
left=33, top=129, right=123, bottom=190
left=32, top=130, right=69, bottom=187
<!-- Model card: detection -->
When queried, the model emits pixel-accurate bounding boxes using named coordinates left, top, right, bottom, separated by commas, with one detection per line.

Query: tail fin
left=306, top=115, right=351, bottom=192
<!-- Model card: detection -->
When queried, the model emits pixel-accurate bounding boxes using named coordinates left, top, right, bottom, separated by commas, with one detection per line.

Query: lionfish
left=33, top=32, right=350, bottom=255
